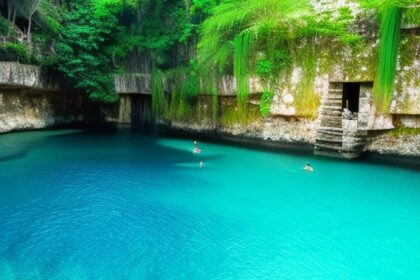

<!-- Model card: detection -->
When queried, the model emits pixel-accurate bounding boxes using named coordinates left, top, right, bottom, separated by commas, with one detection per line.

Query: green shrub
left=0, top=16, right=10, bottom=36
left=403, top=6, right=420, bottom=27
left=0, top=42, right=31, bottom=63
left=388, top=127, right=420, bottom=137
left=260, top=90, right=274, bottom=118
left=221, top=104, right=261, bottom=127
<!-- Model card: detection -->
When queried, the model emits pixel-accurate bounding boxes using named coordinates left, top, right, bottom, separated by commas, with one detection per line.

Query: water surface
left=0, top=130, right=419, bottom=279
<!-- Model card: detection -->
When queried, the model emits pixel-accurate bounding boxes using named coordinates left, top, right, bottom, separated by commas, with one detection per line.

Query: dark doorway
left=342, top=83, right=360, bottom=113
left=131, top=94, right=155, bottom=133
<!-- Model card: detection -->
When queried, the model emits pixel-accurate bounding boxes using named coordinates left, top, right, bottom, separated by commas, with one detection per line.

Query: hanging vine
left=374, top=5, right=403, bottom=113
left=151, top=68, right=166, bottom=117
left=233, top=31, right=253, bottom=115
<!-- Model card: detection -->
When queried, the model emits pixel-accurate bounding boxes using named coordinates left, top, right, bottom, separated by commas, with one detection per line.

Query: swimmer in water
left=193, top=140, right=201, bottom=155
left=304, top=162, right=314, bottom=172
left=193, top=146, right=201, bottom=155
left=199, top=161, right=204, bottom=168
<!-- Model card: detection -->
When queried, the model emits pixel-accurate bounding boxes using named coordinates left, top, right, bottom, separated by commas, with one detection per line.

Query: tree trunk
left=12, top=6, right=17, bottom=24
left=27, top=14, right=32, bottom=42
left=7, top=2, right=11, bottom=21
left=27, top=0, right=42, bottom=42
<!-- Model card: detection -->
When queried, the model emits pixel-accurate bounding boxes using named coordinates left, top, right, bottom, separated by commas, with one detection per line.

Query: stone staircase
left=314, top=85, right=344, bottom=158
left=314, top=82, right=373, bottom=159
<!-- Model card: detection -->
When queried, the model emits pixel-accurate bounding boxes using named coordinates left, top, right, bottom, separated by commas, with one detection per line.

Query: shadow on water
left=0, top=129, right=82, bottom=164
left=358, top=153, right=420, bottom=171
left=0, top=151, right=28, bottom=163
left=43, top=129, right=225, bottom=170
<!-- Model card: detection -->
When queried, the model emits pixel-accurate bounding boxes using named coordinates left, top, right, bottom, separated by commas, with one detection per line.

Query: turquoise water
left=0, top=129, right=419, bottom=279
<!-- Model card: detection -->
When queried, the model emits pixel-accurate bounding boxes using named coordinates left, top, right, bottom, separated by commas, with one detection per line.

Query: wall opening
left=342, top=82, right=360, bottom=113
left=131, top=94, right=155, bottom=133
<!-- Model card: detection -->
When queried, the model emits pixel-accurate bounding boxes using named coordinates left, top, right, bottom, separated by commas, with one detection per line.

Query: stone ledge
left=115, top=74, right=151, bottom=94
left=0, top=62, right=59, bottom=91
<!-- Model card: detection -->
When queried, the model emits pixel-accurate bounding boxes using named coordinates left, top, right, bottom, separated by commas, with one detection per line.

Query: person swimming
left=199, top=161, right=204, bottom=168
left=193, top=140, right=201, bottom=155
left=304, top=162, right=313, bottom=172
left=193, top=147, right=201, bottom=155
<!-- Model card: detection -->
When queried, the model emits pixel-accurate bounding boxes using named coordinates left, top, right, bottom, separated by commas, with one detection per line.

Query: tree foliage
left=54, top=1, right=116, bottom=102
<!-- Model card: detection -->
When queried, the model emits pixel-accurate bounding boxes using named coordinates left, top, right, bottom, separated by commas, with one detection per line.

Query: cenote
left=0, top=129, right=419, bottom=279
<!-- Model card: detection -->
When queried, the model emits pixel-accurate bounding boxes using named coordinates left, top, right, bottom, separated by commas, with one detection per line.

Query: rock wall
left=391, top=29, right=420, bottom=115
left=366, top=132, right=420, bottom=157
left=164, top=114, right=420, bottom=157
left=0, top=89, right=85, bottom=134
left=0, top=62, right=85, bottom=134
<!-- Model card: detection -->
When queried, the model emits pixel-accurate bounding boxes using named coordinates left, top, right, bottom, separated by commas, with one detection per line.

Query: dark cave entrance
left=342, top=82, right=360, bottom=113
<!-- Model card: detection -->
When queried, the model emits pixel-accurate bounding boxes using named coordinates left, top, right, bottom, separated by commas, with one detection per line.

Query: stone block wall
left=0, top=62, right=58, bottom=90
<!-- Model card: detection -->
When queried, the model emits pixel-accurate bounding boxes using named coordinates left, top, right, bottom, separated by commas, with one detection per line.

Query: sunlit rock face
left=0, top=91, right=84, bottom=134
left=0, top=63, right=83, bottom=134
left=366, top=133, right=420, bottom=156
left=395, top=115, right=420, bottom=128
left=391, top=55, right=420, bottom=115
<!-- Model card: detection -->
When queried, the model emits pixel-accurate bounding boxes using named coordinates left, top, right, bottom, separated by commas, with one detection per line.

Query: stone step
left=317, top=133, right=342, bottom=139
left=320, top=122, right=342, bottom=127
left=321, top=121, right=342, bottom=128
left=326, top=93, right=342, bottom=99
left=325, top=97, right=343, bottom=101
left=315, top=142, right=342, bottom=150
left=316, top=138, right=342, bottom=144
left=321, top=116, right=342, bottom=121
left=317, top=129, right=343, bottom=135
left=321, top=115, right=342, bottom=120
left=319, top=126, right=343, bottom=132
left=320, top=116, right=342, bottom=122
left=321, top=112, right=342, bottom=118
left=320, top=108, right=342, bottom=113
left=318, top=135, right=343, bottom=140
left=328, top=89, right=343, bottom=93
left=321, top=105, right=342, bottom=110
left=322, top=99, right=342, bottom=105
left=322, top=102, right=342, bottom=108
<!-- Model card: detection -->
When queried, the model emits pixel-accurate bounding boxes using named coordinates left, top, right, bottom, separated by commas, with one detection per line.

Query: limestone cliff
left=0, top=62, right=84, bottom=134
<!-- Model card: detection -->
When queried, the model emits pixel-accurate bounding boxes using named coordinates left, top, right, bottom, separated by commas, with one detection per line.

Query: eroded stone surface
left=0, top=91, right=84, bottom=134
left=366, top=133, right=420, bottom=156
